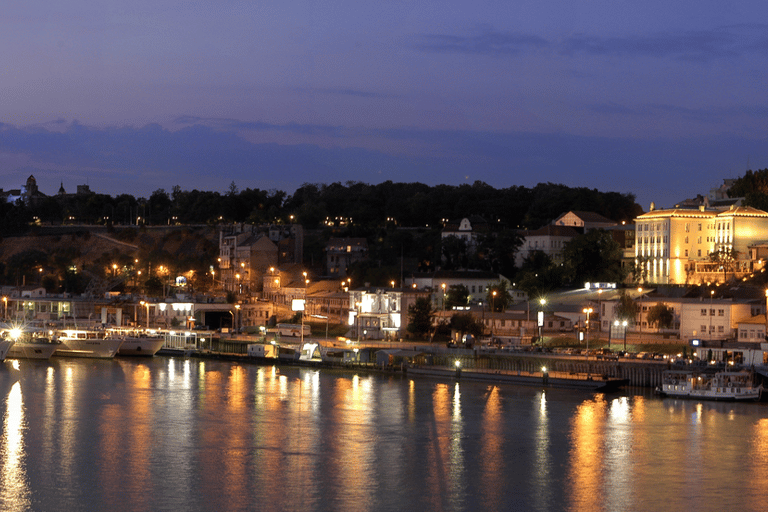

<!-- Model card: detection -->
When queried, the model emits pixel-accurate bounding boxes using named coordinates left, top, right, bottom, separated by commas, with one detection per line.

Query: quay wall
left=191, top=335, right=673, bottom=388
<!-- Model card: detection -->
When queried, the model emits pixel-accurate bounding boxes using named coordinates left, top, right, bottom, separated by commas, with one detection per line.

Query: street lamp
left=583, top=307, right=593, bottom=356
left=441, top=283, right=446, bottom=315
left=637, top=287, right=644, bottom=341
left=622, top=320, right=628, bottom=351
left=2, top=296, right=6, bottom=321
left=538, top=298, right=546, bottom=341
left=235, top=304, right=241, bottom=334
left=140, top=301, right=150, bottom=328
left=597, top=289, right=603, bottom=333
left=710, top=289, right=715, bottom=340
left=302, top=276, right=309, bottom=345
left=491, top=290, right=497, bottom=338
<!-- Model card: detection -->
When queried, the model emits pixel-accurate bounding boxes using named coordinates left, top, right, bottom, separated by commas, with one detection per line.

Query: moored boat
left=657, top=370, right=762, bottom=401
left=108, top=328, right=165, bottom=356
left=4, top=327, right=60, bottom=360
left=0, top=338, right=13, bottom=361
left=55, top=329, right=123, bottom=359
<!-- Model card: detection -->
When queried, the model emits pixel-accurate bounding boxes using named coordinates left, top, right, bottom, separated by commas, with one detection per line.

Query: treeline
left=1, top=180, right=642, bottom=234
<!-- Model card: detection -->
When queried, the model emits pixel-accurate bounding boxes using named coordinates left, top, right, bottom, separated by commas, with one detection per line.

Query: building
left=515, top=225, right=579, bottom=266
left=635, top=205, right=768, bottom=285
left=348, top=287, right=429, bottom=341
left=325, top=238, right=368, bottom=278
left=218, top=224, right=303, bottom=295
left=552, top=211, right=617, bottom=231
left=408, top=270, right=514, bottom=307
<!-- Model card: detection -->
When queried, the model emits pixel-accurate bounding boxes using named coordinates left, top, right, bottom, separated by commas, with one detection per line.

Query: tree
left=729, top=169, right=768, bottom=211
left=562, top=229, right=624, bottom=285
left=517, top=250, right=565, bottom=297
left=709, top=248, right=738, bottom=282
left=614, top=290, right=638, bottom=324
left=647, top=303, right=674, bottom=329
left=445, top=284, right=470, bottom=310
left=449, top=313, right=483, bottom=337
left=486, top=281, right=512, bottom=312
left=407, top=297, right=435, bottom=340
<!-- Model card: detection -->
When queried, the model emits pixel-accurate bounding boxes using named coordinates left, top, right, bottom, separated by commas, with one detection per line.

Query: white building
left=635, top=205, right=768, bottom=285
left=515, top=225, right=580, bottom=266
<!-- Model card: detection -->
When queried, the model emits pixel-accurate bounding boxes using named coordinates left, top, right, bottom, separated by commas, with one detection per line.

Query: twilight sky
left=2, top=0, right=767, bottom=212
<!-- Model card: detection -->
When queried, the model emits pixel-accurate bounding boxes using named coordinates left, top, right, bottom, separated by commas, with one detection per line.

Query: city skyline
left=2, top=1, right=767, bottom=209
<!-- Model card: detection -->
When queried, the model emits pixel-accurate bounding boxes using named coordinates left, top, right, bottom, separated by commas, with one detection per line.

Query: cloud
left=413, top=24, right=768, bottom=62
left=411, top=30, right=549, bottom=56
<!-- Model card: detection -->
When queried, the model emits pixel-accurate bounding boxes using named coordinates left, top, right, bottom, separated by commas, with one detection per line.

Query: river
left=0, top=356, right=766, bottom=512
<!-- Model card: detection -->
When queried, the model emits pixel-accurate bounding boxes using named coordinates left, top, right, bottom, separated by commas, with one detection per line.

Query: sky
left=2, top=0, right=767, bottom=212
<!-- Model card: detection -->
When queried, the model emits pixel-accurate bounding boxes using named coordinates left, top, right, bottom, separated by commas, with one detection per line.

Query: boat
left=54, top=329, right=123, bottom=359
left=0, top=338, right=13, bottom=362
left=657, top=370, right=762, bottom=401
left=407, top=365, right=628, bottom=392
left=108, top=328, right=165, bottom=356
left=4, top=327, right=60, bottom=360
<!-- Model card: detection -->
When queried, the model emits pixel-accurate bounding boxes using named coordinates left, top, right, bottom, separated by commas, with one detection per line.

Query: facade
left=634, top=205, right=768, bottom=285
left=515, top=225, right=579, bottom=266
left=218, top=224, right=303, bottom=295
left=441, top=216, right=489, bottom=244
left=348, top=287, right=429, bottom=341
left=552, top=211, right=617, bottom=231
left=735, top=315, right=766, bottom=343
left=408, top=270, right=514, bottom=307
left=325, top=238, right=368, bottom=278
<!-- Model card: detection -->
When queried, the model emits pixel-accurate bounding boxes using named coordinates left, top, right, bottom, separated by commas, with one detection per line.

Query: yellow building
left=635, top=205, right=768, bottom=285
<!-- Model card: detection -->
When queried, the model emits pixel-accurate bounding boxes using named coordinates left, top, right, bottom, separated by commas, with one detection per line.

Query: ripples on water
left=0, top=358, right=766, bottom=512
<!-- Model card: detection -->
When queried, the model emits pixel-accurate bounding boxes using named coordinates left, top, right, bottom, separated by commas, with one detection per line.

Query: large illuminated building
left=635, top=205, right=768, bottom=285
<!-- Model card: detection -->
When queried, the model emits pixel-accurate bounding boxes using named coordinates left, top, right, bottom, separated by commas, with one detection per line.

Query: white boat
left=4, top=328, right=60, bottom=360
left=55, top=329, right=123, bottom=359
left=0, top=339, right=14, bottom=361
left=657, top=370, right=762, bottom=401
left=108, top=328, right=165, bottom=356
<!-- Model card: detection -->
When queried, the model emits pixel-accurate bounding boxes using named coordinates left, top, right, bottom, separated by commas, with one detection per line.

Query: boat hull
left=117, top=337, right=165, bottom=356
left=657, top=386, right=762, bottom=401
left=0, top=340, right=14, bottom=361
left=8, top=343, right=60, bottom=360
left=55, top=338, right=123, bottom=359
left=407, top=366, right=628, bottom=391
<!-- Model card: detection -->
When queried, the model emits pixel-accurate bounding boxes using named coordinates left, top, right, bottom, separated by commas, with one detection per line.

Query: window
left=701, top=325, right=707, bottom=333
left=710, top=309, right=715, bottom=316
left=718, top=326, right=724, bottom=333
left=685, top=250, right=689, bottom=257
left=698, top=223, right=702, bottom=231
left=718, top=309, right=724, bottom=316
left=701, top=309, right=707, bottom=316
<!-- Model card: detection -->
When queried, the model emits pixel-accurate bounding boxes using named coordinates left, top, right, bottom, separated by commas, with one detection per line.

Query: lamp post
left=441, top=283, right=446, bottom=316
left=597, top=289, right=603, bottom=333
left=622, top=320, right=628, bottom=352
left=583, top=307, right=593, bottom=356
left=538, top=298, right=546, bottom=341
left=140, top=301, right=150, bottom=328
left=2, top=296, right=6, bottom=321
left=637, top=287, right=643, bottom=341
left=710, top=289, right=715, bottom=340
left=235, top=304, right=241, bottom=333
left=491, top=290, right=497, bottom=338
left=301, top=275, right=309, bottom=345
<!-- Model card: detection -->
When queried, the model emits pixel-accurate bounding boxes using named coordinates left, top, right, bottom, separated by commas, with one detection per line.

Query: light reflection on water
left=0, top=358, right=766, bottom=511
